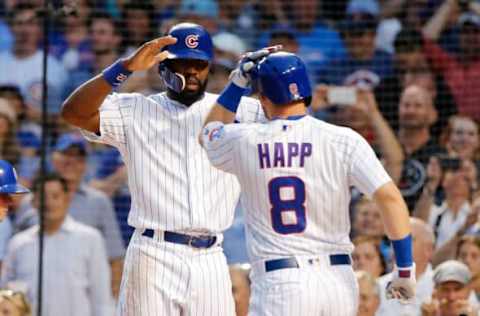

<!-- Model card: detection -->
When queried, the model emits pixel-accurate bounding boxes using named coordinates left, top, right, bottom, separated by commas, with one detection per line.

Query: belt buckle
left=188, top=236, right=196, bottom=248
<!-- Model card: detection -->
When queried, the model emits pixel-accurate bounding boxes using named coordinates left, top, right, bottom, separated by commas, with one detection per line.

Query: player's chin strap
left=158, top=63, right=186, bottom=93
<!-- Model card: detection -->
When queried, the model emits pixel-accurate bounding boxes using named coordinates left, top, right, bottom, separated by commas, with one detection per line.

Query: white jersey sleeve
left=201, top=121, right=251, bottom=173
left=235, top=96, right=266, bottom=123
left=81, top=92, right=134, bottom=150
left=348, top=132, right=392, bottom=198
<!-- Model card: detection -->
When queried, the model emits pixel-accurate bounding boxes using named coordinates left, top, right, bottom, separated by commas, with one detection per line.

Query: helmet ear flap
left=158, top=62, right=186, bottom=93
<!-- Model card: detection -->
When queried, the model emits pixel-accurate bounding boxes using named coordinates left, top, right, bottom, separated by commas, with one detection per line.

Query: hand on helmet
left=230, top=45, right=283, bottom=88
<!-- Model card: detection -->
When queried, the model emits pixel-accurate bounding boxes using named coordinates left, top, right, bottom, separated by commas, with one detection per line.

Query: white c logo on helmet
left=185, top=34, right=199, bottom=48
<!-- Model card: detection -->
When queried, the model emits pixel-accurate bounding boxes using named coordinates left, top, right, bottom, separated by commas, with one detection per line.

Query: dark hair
left=353, top=235, right=387, bottom=276
left=456, top=235, right=480, bottom=258
left=394, top=28, right=423, bottom=54
left=87, top=11, right=122, bottom=37
left=32, top=173, right=68, bottom=194
left=7, top=3, right=39, bottom=26
left=0, top=85, right=24, bottom=104
left=270, top=30, right=297, bottom=43
left=120, top=1, right=157, bottom=48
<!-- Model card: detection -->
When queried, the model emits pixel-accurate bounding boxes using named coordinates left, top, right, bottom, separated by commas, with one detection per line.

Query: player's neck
left=267, top=102, right=307, bottom=120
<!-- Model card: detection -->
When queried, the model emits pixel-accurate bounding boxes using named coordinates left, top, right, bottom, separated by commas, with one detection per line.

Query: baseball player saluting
left=61, top=23, right=265, bottom=315
left=201, top=52, right=416, bottom=315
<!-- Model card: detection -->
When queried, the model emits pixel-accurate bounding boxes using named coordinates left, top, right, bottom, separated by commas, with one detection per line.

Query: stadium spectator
left=431, top=195, right=480, bottom=266
left=177, top=0, right=220, bottom=34
left=0, top=99, right=20, bottom=165
left=0, top=88, right=40, bottom=186
left=421, top=260, right=479, bottom=316
left=376, top=28, right=457, bottom=134
left=0, top=3, right=67, bottom=114
left=229, top=264, right=250, bottom=316
left=212, top=32, right=247, bottom=69
left=0, top=289, right=31, bottom=316
left=355, top=270, right=380, bottom=316
left=207, top=32, right=247, bottom=94
left=440, top=115, right=480, bottom=161
left=267, top=28, right=299, bottom=54
left=396, top=85, right=444, bottom=210
left=319, top=9, right=392, bottom=89
left=257, top=0, right=346, bottom=81
left=63, top=11, right=122, bottom=98
left=352, top=236, right=386, bottom=278
left=120, top=1, right=157, bottom=56
left=1, top=173, right=114, bottom=316
left=311, top=87, right=404, bottom=183
left=15, top=132, right=125, bottom=298
left=414, top=156, right=477, bottom=249
left=352, top=197, right=384, bottom=239
left=49, top=0, right=93, bottom=71
left=377, top=217, right=435, bottom=316
left=423, top=1, right=480, bottom=121
left=456, top=236, right=480, bottom=299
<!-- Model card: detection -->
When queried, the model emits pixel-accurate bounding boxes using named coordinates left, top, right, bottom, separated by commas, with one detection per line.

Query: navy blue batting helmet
left=254, top=52, right=312, bottom=106
left=159, top=23, right=213, bottom=92
left=0, top=160, right=29, bottom=195
left=164, top=22, right=213, bottom=61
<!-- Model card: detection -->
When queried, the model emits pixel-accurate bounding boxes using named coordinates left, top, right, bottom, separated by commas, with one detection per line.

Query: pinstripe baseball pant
left=116, top=230, right=235, bottom=316
left=249, top=255, right=359, bottom=316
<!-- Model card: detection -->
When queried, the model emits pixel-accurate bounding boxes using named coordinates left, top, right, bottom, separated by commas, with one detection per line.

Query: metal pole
left=38, top=1, right=52, bottom=315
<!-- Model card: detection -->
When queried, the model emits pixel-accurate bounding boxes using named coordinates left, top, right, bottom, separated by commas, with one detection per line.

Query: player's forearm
left=203, top=104, right=236, bottom=127
left=374, top=181, right=411, bottom=239
left=370, top=111, right=404, bottom=183
left=61, top=74, right=112, bottom=130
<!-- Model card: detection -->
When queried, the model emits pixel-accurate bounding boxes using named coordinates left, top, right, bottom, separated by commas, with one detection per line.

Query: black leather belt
left=142, top=229, right=217, bottom=249
left=265, top=254, right=351, bottom=272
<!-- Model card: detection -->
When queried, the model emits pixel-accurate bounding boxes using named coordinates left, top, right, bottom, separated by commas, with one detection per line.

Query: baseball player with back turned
left=61, top=23, right=271, bottom=315
left=201, top=51, right=417, bottom=315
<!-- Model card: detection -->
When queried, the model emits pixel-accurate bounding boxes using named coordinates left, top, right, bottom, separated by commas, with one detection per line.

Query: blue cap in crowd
left=55, top=133, right=88, bottom=155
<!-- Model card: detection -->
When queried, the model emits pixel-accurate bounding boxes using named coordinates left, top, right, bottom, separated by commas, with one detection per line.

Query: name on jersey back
left=258, top=142, right=312, bottom=169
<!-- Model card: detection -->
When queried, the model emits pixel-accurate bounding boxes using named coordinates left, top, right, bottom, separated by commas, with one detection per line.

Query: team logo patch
left=185, top=34, right=199, bottom=48
left=289, top=83, right=300, bottom=99
left=208, top=126, right=224, bottom=141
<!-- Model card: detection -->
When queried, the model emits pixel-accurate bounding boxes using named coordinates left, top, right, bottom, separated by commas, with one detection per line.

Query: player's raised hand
left=123, top=36, right=177, bottom=72
left=386, top=263, right=416, bottom=304
left=230, top=45, right=283, bottom=88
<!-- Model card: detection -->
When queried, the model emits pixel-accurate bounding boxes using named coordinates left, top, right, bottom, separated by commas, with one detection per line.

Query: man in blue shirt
left=318, top=13, right=393, bottom=88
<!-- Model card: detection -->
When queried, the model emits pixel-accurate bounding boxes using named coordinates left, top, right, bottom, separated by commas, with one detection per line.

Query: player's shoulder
left=310, top=117, right=364, bottom=143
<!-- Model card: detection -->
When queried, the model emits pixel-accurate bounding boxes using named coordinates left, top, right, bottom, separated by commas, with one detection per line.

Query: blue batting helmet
left=159, top=23, right=214, bottom=92
left=254, top=52, right=312, bottom=106
left=0, top=160, right=29, bottom=195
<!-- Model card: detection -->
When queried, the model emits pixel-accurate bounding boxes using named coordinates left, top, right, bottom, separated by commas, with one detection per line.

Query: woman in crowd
left=352, top=235, right=387, bottom=279
left=0, top=290, right=31, bottom=316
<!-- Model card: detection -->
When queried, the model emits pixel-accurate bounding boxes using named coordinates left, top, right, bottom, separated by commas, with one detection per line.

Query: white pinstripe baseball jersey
left=82, top=92, right=265, bottom=233
left=202, top=115, right=392, bottom=263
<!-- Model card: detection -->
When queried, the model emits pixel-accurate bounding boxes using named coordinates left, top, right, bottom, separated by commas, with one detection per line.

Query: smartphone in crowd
left=327, top=86, right=357, bottom=106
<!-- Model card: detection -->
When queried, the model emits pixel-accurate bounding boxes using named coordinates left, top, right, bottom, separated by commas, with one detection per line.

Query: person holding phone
left=414, top=155, right=478, bottom=250
left=310, top=85, right=404, bottom=183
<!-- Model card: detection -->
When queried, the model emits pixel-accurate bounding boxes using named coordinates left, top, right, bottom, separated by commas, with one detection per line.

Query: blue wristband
left=391, top=234, right=413, bottom=268
left=102, top=60, right=132, bottom=88
left=217, top=82, right=246, bottom=113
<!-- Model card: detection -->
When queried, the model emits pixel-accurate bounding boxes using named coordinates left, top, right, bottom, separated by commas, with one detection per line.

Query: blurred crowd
left=0, top=0, right=480, bottom=315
